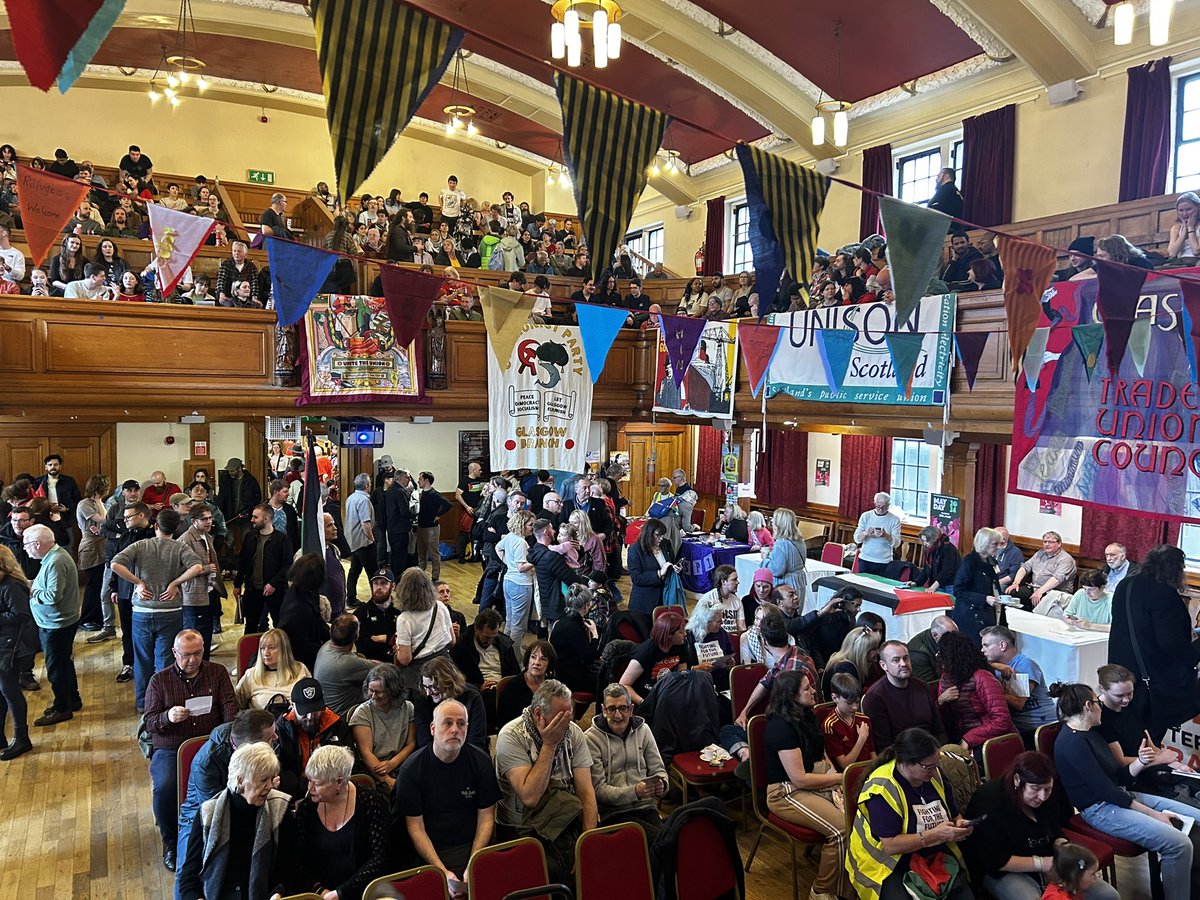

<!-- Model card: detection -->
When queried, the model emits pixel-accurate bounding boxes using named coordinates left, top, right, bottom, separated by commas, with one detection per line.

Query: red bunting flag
left=736, top=321, right=784, bottom=398
left=997, top=236, right=1057, bottom=376
left=380, top=266, right=444, bottom=350
left=16, top=163, right=89, bottom=266
left=6, top=0, right=126, bottom=92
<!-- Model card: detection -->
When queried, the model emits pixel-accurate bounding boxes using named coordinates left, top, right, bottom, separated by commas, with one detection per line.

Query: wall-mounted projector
left=328, top=417, right=386, bottom=448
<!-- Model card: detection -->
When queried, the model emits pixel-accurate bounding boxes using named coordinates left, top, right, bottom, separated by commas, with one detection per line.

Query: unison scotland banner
left=488, top=323, right=592, bottom=473
left=300, top=294, right=423, bottom=404
left=654, top=320, right=738, bottom=419
left=764, top=295, right=956, bottom=405
left=1010, top=270, right=1200, bottom=522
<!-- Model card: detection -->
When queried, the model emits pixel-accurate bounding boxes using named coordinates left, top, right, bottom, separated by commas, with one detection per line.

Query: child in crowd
left=747, top=510, right=774, bottom=550
left=585, top=570, right=615, bottom=632
left=1041, top=843, right=1100, bottom=900
left=178, top=274, right=216, bottom=305
left=820, top=673, right=875, bottom=771
left=28, top=268, right=49, bottom=296
left=550, top=522, right=581, bottom=570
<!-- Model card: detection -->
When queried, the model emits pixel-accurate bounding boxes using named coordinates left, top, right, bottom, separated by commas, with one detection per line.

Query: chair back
left=730, top=663, right=767, bottom=719
left=728, top=631, right=740, bottom=661
left=691, top=508, right=706, bottom=531
left=1035, top=720, right=1062, bottom=758
left=177, top=735, right=208, bottom=808
left=812, top=701, right=835, bottom=722
left=616, top=619, right=643, bottom=643
left=495, top=675, right=516, bottom=714
left=466, top=837, right=549, bottom=900
left=675, top=814, right=740, bottom=900
left=821, top=542, right=844, bottom=566
left=576, top=824, right=653, bottom=900
left=746, top=714, right=772, bottom=822
left=351, top=773, right=377, bottom=793
left=851, top=552, right=860, bottom=574
left=842, top=759, right=875, bottom=834
left=982, top=732, right=1024, bottom=780
left=237, top=632, right=263, bottom=677
left=364, top=866, right=450, bottom=900
left=653, top=604, right=685, bottom=623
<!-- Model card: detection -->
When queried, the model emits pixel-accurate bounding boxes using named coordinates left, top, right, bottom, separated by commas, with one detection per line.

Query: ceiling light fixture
left=146, top=0, right=208, bottom=107
left=550, top=0, right=622, bottom=69
left=809, top=23, right=852, bottom=149
left=1105, top=0, right=1173, bottom=47
left=547, top=140, right=572, bottom=188
left=442, top=49, right=478, bottom=139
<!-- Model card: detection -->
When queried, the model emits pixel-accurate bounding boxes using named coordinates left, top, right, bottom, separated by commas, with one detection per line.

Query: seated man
left=584, top=683, right=667, bottom=840
left=993, top=527, right=1024, bottom=589
left=906, top=615, right=958, bottom=685
left=274, top=677, right=356, bottom=799
left=354, top=568, right=399, bottom=663
left=980, top=625, right=1057, bottom=749
left=143, top=629, right=237, bottom=872
left=1005, top=531, right=1076, bottom=610
left=313, top=614, right=378, bottom=716
left=395, top=699, right=500, bottom=896
left=450, top=608, right=519, bottom=729
left=495, top=679, right=598, bottom=881
left=860, top=641, right=947, bottom=751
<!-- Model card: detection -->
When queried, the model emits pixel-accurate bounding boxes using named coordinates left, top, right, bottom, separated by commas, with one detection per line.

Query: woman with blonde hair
left=762, top=507, right=808, bottom=604
left=0, top=545, right=36, bottom=758
left=568, top=508, right=606, bottom=575
left=821, top=625, right=882, bottom=699
left=235, top=628, right=310, bottom=710
left=747, top=510, right=774, bottom=551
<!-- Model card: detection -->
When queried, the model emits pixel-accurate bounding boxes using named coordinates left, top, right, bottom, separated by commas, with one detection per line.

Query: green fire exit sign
left=247, top=169, right=275, bottom=185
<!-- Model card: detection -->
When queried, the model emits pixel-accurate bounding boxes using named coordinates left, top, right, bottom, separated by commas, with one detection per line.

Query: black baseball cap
left=371, top=567, right=396, bottom=583
left=292, top=677, right=325, bottom=716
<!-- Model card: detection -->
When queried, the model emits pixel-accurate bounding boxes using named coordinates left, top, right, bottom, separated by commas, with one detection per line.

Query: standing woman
left=75, top=474, right=110, bottom=631
left=268, top=442, right=288, bottom=479
left=915, top=525, right=960, bottom=595
left=498, top=510, right=536, bottom=653
left=627, top=519, right=680, bottom=615
left=393, top=568, right=455, bottom=697
left=549, top=584, right=600, bottom=695
left=0, top=545, right=36, bottom=758
left=952, top=527, right=1004, bottom=645
left=568, top=509, right=606, bottom=577
left=761, top=507, right=808, bottom=607
left=277, top=553, right=331, bottom=672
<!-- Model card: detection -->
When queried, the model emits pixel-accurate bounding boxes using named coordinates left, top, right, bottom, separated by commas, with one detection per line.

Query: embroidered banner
left=488, top=322, right=592, bottom=472
left=653, top=319, right=738, bottom=419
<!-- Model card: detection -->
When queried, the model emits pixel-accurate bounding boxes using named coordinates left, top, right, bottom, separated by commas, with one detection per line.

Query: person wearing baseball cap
left=216, top=457, right=261, bottom=564
left=355, top=568, right=399, bottom=662
left=274, top=676, right=355, bottom=798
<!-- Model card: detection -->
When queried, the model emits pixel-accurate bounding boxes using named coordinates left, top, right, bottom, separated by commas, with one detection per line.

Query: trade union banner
left=653, top=320, right=738, bottom=419
left=1010, top=271, right=1200, bottom=522
left=764, top=294, right=956, bottom=405
left=488, top=322, right=592, bottom=473
left=300, top=294, right=423, bottom=404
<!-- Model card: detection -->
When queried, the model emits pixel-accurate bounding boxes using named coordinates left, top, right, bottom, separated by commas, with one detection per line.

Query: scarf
left=521, top=705, right=573, bottom=783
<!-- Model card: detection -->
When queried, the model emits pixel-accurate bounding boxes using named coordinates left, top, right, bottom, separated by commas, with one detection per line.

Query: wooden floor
left=0, top=558, right=1151, bottom=899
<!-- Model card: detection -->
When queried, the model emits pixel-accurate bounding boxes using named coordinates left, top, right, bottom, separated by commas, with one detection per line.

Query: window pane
left=1178, top=142, right=1200, bottom=183
left=1184, top=111, right=1200, bottom=143
left=1185, top=75, right=1200, bottom=112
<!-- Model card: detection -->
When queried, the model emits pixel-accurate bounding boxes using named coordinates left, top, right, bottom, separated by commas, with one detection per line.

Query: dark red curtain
left=1080, top=508, right=1179, bottom=562
left=972, top=443, right=1007, bottom=536
left=961, top=104, right=1015, bottom=227
left=755, top=429, right=808, bottom=511
left=704, top=195, right=725, bottom=275
left=1119, top=57, right=1173, bottom=202
left=695, top=425, right=725, bottom=496
left=838, top=435, right=892, bottom=519
left=859, top=143, right=893, bottom=240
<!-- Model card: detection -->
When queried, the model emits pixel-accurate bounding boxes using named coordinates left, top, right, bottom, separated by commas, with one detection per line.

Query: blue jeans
left=150, top=746, right=179, bottom=845
left=480, top=572, right=500, bottom=612
left=504, top=579, right=534, bottom=662
left=182, top=605, right=213, bottom=660
left=982, top=872, right=1118, bottom=900
left=39, top=623, right=79, bottom=713
left=132, top=610, right=183, bottom=710
left=1082, top=791, right=1200, bottom=898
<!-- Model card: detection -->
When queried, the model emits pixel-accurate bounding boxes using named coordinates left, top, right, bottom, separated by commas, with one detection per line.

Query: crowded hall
left=11, top=2, right=1200, bottom=899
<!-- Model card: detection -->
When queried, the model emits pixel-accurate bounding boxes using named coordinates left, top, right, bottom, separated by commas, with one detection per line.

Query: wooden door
left=0, top=434, right=45, bottom=480
left=0, top=424, right=115, bottom=484
left=618, top=424, right=692, bottom=516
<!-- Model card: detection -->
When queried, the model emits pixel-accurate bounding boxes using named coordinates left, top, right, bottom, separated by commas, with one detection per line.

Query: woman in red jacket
left=935, top=630, right=1014, bottom=767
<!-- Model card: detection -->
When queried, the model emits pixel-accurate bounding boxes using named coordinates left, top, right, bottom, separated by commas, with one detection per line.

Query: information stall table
left=734, top=553, right=849, bottom=607
left=677, top=536, right=753, bottom=593
left=812, top=573, right=952, bottom=642
left=1001, top=608, right=1110, bottom=687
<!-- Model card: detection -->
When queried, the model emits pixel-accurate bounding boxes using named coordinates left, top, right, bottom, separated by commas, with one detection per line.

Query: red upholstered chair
left=675, top=813, right=742, bottom=900
left=351, top=773, right=376, bottom=793
left=177, top=735, right=208, bottom=809
left=729, top=663, right=767, bottom=720
left=821, top=542, right=845, bottom=566
left=364, top=866, right=450, bottom=900
left=616, top=619, right=644, bottom=643
left=575, top=823, right=653, bottom=900
left=466, top=838, right=550, bottom=900
left=744, top=715, right=822, bottom=900
left=841, top=759, right=875, bottom=835
left=572, top=690, right=595, bottom=720
left=668, top=746, right=744, bottom=818
left=691, top=508, right=706, bottom=531
left=237, top=632, right=262, bottom=677
left=981, top=732, right=1023, bottom=780
left=653, top=605, right=686, bottom=622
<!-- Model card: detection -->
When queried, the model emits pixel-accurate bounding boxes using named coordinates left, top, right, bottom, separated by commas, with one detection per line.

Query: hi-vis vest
left=845, top=760, right=965, bottom=900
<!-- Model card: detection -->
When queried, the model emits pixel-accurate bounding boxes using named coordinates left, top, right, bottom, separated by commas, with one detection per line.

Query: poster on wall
left=487, top=323, right=592, bottom=473
left=722, top=446, right=740, bottom=485
left=1039, top=498, right=1062, bottom=516
left=300, top=294, right=423, bottom=404
left=653, top=320, right=738, bottom=419
left=930, top=493, right=961, bottom=547
left=765, top=294, right=956, bottom=405
left=458, top=431, right=489, bottom=482
left=1010, top=272, right=1200, bottom=522
left=815, top=458, right=831, bottom=486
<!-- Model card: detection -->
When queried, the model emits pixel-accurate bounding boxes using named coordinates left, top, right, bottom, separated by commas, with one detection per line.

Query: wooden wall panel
left=0, top=424, right=115, bottom=484
left=44, top=320, right=269, bottom=377
left=0, top=315, right=35, bottom=373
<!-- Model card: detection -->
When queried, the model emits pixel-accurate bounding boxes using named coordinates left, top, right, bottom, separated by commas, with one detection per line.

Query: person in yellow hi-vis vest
left=846, top=727, right=975, bottom=900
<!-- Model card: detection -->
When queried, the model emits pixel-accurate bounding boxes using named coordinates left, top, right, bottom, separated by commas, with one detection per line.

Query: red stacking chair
left=653, top=605, right=686, bottom=622
left=465, top=837, right=549, bottom=900
left=842, top=759, right=874, bottom=835
left=729, top=663, right=767, bottom=720
left=981, top=732, right=1023, bottom=780
left=676, top=812, right=742, bottom=900
left=820, top=542, right=844, bottom=566
left=576, top=823, right=653, bottom=900
left=237, top=632, right=262, bottom=677
left=363, top=865, right=450, bottom=900
left=177, top=735, right=207, bottom=809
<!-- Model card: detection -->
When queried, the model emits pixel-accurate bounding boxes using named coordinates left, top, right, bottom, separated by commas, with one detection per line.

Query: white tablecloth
left=734, top=553, right=849, bottom=608
left=1003, top=608, right=1110, bottom=687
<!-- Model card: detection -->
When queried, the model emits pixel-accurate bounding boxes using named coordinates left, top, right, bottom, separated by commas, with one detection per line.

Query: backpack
left=487, top=243, right=505, bottom=270
left=596, top=639, right=637, bottom=697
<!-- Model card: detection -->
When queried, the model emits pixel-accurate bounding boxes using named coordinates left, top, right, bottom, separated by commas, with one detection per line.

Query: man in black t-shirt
left=354, top=568, right=400, bottom=662
left=454, top=460, right=487, bottom=561
left=118, top=144, right=154, bottom=186
left=395, top=698, right=501, bottom=886
left=259, top=193, right=292, bottom=239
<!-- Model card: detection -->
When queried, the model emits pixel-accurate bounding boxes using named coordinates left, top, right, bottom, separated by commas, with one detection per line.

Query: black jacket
left=217, top=471, right=262, bottom=523
left=450, top=630, right=520, bottom=687
left=548, top=611, right=599, bottom=694
left=0, top=523, right=39, bottom=580
left=639, top=668, right=719, bottom=764
left=104, top=522, right=154, bottom=599
left=0, top=575, right=38, bottom=672
left=382, top=482, right=413, bottom=539
left=951, top=551, right=1003, bottom=644
left=274, top=709, right=358, bottom=799
left=651, top=797, right=744, bottom=900
left=411, top=683, right=489, bottom=751
left=34, top=473, right=81, bottom=516
left=387, top=226, right=415, bottom=263
left=277, top=587, right=330, bottom=671
left=234, top=529, right=293, bottom=593
left=415, top=489, right=452, bottom=529
left=528, top=542, right=585, bottom=621
left=927, top=181, right=964, bottom=219
left=917, top=538, right=961, bottom=590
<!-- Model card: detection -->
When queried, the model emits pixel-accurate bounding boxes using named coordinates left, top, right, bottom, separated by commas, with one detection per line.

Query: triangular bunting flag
left=816, top=329, right=856, bottom=395
left=301, top=432, right=327, bottom=558
left=997, top=236, right=1057, bottom=376
left=879, top=196, right=951, bottom=325
left=575, top=302, right=630, bottom=383
left=147, top=203, right=215, bottom=296
left=1022, top=326, right=1051, bottom=392
left=266, top=238, right=339, bottom=327
left=16, top=164, right=89, bottom=266
left=737, top=321, right=785, bottom=398
left=6, top=0, right=126, bottom=92
left=1071, top=323, right=1105, bottom=382
left=735, top=144, right=828, bottom=314
left=557, top=75, right=667, bottom=282
left=311, top=0, right=463, bottom=201
left=1128, top=317, right=1152, bottom=377
left=952, top=332, right=989, bottom=391
left=659, top=314, right=708, bottom=390
left=480, top=286, right=537, bottom=368
left=1179, top=280, right=1200, bottom=382
left=884, top=332, right=926, bottom=398
left=1095, top=260, right=1147, bottom=375
left=380, top=266, right=444, bottom=350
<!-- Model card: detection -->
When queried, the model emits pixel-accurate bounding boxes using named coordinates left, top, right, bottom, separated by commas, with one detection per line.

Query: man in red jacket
left=141, top=470, right=181, bottom=519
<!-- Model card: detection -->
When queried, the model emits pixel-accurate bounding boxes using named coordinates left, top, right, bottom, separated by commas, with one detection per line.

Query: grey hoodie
left=498, top=234, right=526, bottom=271
left=584, top=714, right=668, bottom=814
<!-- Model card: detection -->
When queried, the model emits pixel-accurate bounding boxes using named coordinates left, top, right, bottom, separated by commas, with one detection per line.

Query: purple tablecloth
left=678, top=538, right=752, bottom=593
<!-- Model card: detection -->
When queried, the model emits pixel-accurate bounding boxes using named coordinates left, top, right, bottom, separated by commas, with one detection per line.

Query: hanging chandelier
left=547, top=140, right=572, bottom=187
left=810, top=23, right=851, bottom=149
left=443, top=50, right=478, bottom=137
left=550, top=0, right=622, bottom=69
left=649, top=149, right=683, bottom=177
left=1107, top=0, right=1173, bottom=47
left=147, top=0, right=209, bottom=106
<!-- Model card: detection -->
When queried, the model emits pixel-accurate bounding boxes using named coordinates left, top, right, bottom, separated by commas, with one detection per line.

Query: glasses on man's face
left=421, top=682, right=439, bottom=696
left=603, top=704, right=631, bottom=716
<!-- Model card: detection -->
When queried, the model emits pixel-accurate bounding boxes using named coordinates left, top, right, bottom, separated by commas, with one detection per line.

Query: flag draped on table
left=658, top=313, right=708, bottom=390
left=737, top=321, right=785, bottom=398
left=879, top=196, right=951, bottom=325
left=735, top=144, right=829, bottom=314
left=310, top=0, right=463, bottom=201
left=997, top=236, right=1057, bottom=376
left=480, top=286, right=537, bottom=368
left=6, top=0, right=126, bottom=92
left=147, top=203, right=215, bottom=295
left=575, top=303, right=630, bottom=383
left=16, top=164, right=89, bottom=265
left=380, top=266, right=444, bottom=350
left=1095, top=259, right=1148, bottom=374
left=556, top=75, right=666, bottom=281
left=267, top=238, right=339, bottom=327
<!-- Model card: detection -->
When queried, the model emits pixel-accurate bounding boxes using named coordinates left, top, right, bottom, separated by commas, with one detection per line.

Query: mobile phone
left=963, top=814, right=988, bottom=828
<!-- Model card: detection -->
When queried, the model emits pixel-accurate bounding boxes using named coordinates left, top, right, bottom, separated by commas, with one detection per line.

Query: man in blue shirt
left=980, top=625, right=1056, bottom=748
left=993, top=527, right=1025, bottom=590
left=1103, top=542, right=1135, bottom=595
left=24, top=524, right=82, bottom=725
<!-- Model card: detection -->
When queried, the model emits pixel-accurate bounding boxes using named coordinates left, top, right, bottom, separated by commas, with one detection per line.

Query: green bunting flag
left=1128, top=317, right=1152, bottom=377
left=1071, top=323, right=1104, bottom=382
left=879, top=196, right=951, bottom=326
left=557, top=75, right=667, bottom=282
left=884, top=332, right=926, bottom=399
left=311, top=0, right=463, bottom=202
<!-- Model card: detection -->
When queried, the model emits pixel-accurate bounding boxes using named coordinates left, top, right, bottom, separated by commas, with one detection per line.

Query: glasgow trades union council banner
left=488, top=323, right=592, bottom=473
left=765, top=294, right=956, bottom=405
left=1011, top=272, right=1200, bottom=522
